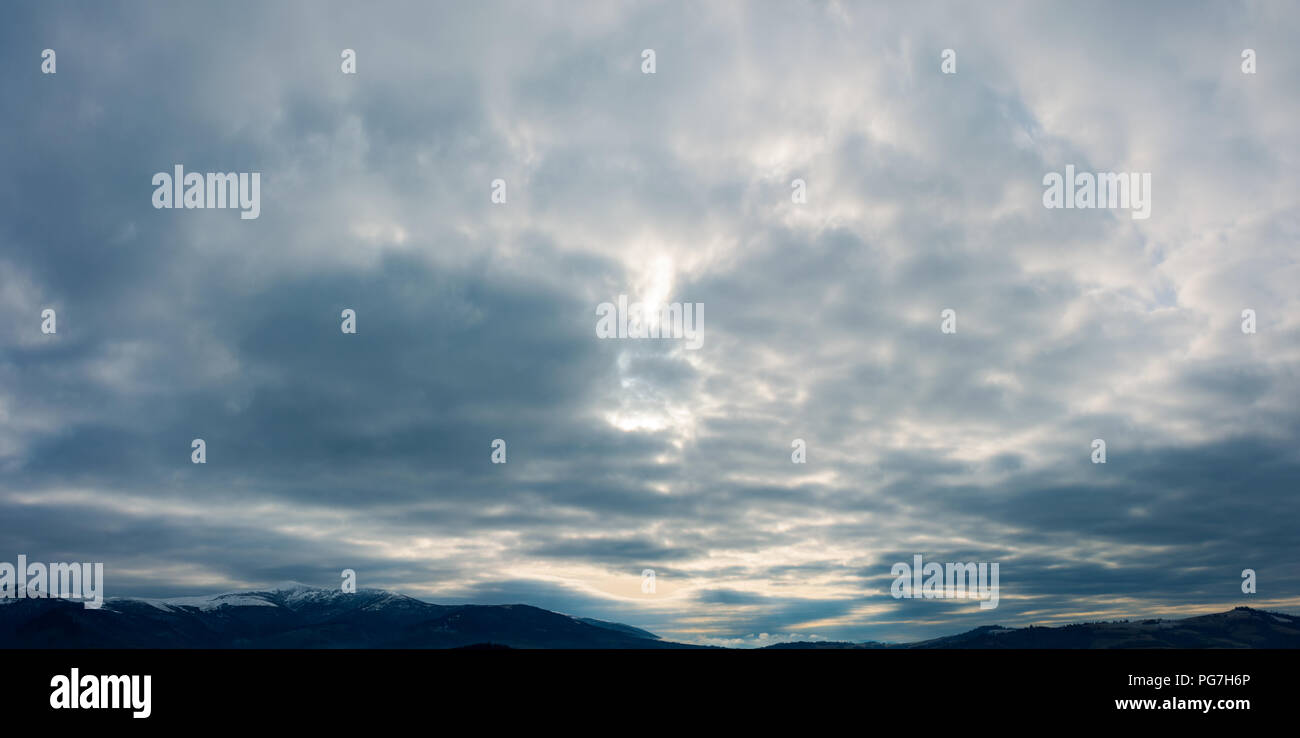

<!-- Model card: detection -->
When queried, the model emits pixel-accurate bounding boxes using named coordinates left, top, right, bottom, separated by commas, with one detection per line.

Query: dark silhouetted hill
left=0, top=585, right=692, bottom=649
left=764, top=607, right=1300, bottom=649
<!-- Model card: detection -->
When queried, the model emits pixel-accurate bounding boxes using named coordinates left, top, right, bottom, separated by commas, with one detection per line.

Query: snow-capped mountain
left=0, top=584, right=684, bottom=649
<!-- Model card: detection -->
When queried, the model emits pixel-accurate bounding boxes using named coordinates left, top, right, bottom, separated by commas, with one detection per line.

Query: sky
left=1, top=0, right=1297, bottom=646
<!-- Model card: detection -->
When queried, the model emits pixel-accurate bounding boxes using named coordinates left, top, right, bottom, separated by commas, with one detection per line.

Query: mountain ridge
left=1, top=584, right=696, bottom=649
left=763, top=606, right=1300, bottom=649
left=2, top=586, right=1296, bottom=648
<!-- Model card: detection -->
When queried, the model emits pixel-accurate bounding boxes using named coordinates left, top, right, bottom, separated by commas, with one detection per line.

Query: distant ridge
left=763, top=607, right=1300, bottom=649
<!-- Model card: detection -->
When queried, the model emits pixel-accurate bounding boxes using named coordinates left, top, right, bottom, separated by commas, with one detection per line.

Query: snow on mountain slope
left=9, top=584, right=678, bottom=649
left=110, top=584, right=415, bottom=613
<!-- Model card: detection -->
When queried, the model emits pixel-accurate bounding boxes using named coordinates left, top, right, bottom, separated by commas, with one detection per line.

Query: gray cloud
left=1, top=0, right=1297, bottom=645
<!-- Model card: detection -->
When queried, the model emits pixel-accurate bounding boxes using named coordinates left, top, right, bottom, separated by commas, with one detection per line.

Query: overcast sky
left=1, top=0, right=1297, bottom=645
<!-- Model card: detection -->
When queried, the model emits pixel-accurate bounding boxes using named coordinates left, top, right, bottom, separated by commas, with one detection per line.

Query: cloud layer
left=1, top=0, right=1297, bottom=644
